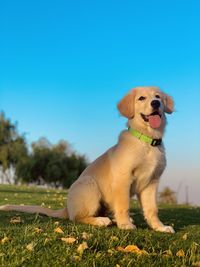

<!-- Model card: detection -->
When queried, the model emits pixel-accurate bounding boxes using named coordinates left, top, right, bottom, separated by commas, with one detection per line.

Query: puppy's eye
left=155, top=95, right=160, bottom=99
left=138, top=96, right=146, bottom=101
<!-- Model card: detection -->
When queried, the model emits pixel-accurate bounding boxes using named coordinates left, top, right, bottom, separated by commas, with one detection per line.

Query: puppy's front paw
left=156, top=225, right=175, bottom=233
left=118, top=223, right=137, bottom=230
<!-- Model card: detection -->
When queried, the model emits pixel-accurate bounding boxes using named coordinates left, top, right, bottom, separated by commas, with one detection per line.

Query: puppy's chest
left=131, top=147, right=166, bottom=192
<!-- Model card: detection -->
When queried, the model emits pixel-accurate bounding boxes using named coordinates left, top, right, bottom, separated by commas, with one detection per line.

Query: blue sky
left=0, top=0, right=200, bottom=205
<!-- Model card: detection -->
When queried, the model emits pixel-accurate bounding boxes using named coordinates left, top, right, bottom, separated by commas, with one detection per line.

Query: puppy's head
left=117, top=86, right=174, bottom=134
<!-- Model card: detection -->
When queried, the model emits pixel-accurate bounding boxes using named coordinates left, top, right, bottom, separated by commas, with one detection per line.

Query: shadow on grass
left=0, top=211, right=63, bottom=228
left=0, top=206, right=199, bottom=232
left=132, top=206, right=200, bottom=231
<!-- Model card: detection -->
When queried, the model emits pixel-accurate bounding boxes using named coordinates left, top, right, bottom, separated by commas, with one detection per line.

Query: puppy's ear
left=117, top=90, right=135, bottom=118
left=163, top=93, right=174, bottom=114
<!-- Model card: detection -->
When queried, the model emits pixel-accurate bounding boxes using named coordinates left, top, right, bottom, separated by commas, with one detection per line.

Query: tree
left=159, top=187, right=177, bottom=204
left=17, top=137, right=88, bottom=188
left=0, top=112, right=28, bottom=183
left=0, top=113, right=88, bottom=187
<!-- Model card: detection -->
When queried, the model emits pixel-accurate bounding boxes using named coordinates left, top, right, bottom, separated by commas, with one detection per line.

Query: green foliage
left=0, top=112, right=28, bottom=182
left=0, top=113, right=88, bottom=187
left=16, top=138, right=88, bottom=188
left=0, top=185, right=200, bottom=267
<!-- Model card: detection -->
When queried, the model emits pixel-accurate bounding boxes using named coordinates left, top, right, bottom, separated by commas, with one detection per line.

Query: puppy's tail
left=0, top=204, right=68, bottom=219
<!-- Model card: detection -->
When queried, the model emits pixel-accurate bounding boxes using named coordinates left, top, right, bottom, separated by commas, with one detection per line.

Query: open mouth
left=140, top=111, right=162, bottom=129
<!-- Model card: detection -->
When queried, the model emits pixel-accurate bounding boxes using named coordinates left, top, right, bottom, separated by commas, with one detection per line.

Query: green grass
left=0, top=184, right=199, bottom=267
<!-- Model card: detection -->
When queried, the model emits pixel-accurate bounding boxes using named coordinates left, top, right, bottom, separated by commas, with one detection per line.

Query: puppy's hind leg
left=78, top=216, right=112, bottom=227
left=67, top=176, right=112, bottom=227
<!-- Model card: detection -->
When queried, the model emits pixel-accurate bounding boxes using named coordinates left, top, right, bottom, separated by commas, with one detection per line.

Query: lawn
left=0, top=184, right=199, bottom=267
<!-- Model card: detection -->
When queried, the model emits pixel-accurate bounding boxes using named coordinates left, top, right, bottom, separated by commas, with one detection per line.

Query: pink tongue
left=148, top=115, right=162, bottom=129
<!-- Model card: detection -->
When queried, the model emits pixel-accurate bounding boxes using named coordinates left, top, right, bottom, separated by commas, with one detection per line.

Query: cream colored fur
left=0, top=86, right=175, bottom=233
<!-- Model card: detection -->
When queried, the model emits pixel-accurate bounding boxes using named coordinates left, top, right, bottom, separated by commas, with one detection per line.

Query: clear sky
left=0, top=0, right=200, bottom=205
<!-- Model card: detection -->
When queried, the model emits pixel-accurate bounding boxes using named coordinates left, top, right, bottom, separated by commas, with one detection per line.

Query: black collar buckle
left=151, top=139, right=162, bottom=147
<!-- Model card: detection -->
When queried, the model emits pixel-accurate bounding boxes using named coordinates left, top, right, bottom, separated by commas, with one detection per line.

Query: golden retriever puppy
left=0, top=86, right=175, bottom=233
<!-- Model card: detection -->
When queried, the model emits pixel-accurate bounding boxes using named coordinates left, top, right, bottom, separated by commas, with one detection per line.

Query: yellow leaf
left=182, top=233, right=188, bottom=240
left=125, top=245, right=141, bottom=253
left=34, top=227, right=43, bottom=233
left=116, top=246, right=126, bottom=252
left=116, top=246, right=124, bottom=252
left=10, top=217, right=22, bottom=224
left=77, top=241, right=88, bottom=255
left=61, top=237, right=76, bottom=244
left=192, top=262, right=200, bottom=267
left=26, top=242, right=35, bottom=251
left=82, top=232, right=93, bottom=240
left=176, top=249, right=185, bottom=257
left=116, top=245, right=148, bottom=255
left=116, top=265, right=121, bottom=267
left=54, top=227, right=64, bottom=234
left=54, top=221, right=60, bottom=226
left=1, top=237, right=11, bottom=244
left=162, top=250, right=173, bottom=257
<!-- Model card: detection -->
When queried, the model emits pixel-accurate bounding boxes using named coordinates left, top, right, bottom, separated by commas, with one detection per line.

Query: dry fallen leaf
left=1, top=237, right=11, bottom=244
left=162, top=250, right=173, bottom=257
left=34, top=227, right=43, bottom=233
left=26, top=242, right=35, bottom=251
left=54, top=227, right=64, bottom=234
left=192, top=262, right=200, bottom=267
left=61, top=237, right=76, bottom=244
left=182, top=233, right=188, bottom=240
left=77, top=241, right=88, bottom=255
left=116, top=245, right=148, bottom=255
left=10, top=217, right=22, bottom=224
left=82, top=232, right=93, bottom=240
left=176, top=249, right=185, bottom=257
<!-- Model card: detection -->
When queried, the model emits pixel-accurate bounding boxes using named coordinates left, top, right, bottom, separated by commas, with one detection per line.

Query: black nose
left=151, top=100, right=160, bottom=109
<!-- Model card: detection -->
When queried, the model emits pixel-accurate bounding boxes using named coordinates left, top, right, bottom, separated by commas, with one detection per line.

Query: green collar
left=128, top=128, right=162, bottom=147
